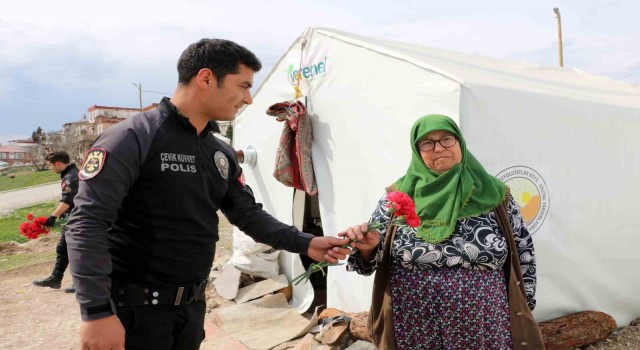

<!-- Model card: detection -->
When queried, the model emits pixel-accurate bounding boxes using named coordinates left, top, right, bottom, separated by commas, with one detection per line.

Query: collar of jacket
left=60, top=163, right=78, bottom=178
left=159, top=97, right=220, bottom=135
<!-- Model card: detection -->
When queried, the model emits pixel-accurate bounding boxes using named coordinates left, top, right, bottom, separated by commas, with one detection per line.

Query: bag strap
left=380, top=224, right=397, bottom=269
left=370, top=222, right=398, bottom=302
left=380, top=184, right=399, bottom=265
left=493, top=200, right=528, bottom=298
left=368, top=222, right=399, bottom=350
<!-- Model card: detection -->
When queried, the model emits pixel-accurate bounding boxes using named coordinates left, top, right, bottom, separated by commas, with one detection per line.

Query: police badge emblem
left=214, top=151, right=229, bottom=179
left=79, top=148, right=107, bottom=180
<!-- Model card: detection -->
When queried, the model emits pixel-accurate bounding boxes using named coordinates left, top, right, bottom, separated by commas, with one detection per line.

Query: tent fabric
left=233, top=27, right=640, bottom=327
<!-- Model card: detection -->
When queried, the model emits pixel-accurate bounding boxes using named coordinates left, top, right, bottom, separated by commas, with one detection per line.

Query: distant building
left=143, top=103, right=160, bottom=112
left=8, top=139, right=37, bottom=148
left=87, top=103, right=159, bottom=122
left=87, top=105, right=138, bottom=122
left=62, top=120, right=93, bottom=162
left=94, top=116, right=126, bottom=135
left=0, top=145, right=31, bottom=165
left=63, top=103, right=159, bottom=162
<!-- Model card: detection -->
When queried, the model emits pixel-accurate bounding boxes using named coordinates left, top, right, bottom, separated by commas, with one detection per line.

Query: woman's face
left=417, top=130, right=463, bottom=173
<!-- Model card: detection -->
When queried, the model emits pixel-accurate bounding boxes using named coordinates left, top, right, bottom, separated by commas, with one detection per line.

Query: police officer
left=66, top=39, right=351, bottom=350
left=32, top=151, right=78, bottom=293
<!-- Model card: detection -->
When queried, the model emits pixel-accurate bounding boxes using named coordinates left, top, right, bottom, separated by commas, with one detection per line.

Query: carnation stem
left=290, top=203, right=418, bottom=286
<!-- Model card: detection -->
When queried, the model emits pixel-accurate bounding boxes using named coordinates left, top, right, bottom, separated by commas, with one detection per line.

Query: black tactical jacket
left=66, top=98, right=313, bottom=321
left=59, top=163, right=79, bottom=215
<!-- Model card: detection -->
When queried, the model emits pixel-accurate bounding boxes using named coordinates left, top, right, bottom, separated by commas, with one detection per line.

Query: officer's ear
left=196, top=69, right=218, bottom=88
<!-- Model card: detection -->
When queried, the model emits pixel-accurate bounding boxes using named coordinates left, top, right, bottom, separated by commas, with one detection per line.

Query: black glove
left=44, top=216, right=57, bottom=227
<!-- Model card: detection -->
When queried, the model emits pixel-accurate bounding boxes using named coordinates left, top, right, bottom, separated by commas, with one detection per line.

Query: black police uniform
left=54, top=164, right=79, bottom=275
left=33, top=163, right=79, bottom=288
left=66, top=98, right=315, bottom=350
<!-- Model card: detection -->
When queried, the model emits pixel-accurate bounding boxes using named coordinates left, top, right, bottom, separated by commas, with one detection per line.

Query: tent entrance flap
left=293, top=189, right=326, bottom=309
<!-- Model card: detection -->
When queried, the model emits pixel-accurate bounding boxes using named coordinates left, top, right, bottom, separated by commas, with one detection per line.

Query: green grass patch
left=0, top=169, right=58, bottom=192
left=0, top=251, right=56, bottom=271
left=0, top=201, right=59, bottom=243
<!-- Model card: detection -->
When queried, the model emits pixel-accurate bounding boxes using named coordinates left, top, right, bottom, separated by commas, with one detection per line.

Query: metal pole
left=138, top=83, right=143, bottom=111
left=553, top=8, right=564, bottom=67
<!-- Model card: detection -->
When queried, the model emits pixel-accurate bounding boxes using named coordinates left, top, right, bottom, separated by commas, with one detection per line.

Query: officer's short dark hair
left=177, top=39, right=262, bottom=86
left=45, top=151, right=70, bottom=164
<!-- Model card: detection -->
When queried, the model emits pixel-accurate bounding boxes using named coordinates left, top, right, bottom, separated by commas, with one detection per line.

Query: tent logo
left=496, top=166, right=550, bottom=233
left=286, top=57, right=328, bottom=84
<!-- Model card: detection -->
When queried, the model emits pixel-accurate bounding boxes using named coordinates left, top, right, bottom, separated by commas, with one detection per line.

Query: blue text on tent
left=286, top=57, right=328, bottom=84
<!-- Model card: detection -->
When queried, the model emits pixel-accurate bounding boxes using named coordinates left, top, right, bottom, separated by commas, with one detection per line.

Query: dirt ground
left=0, top=221, right=238, bottom=350
left=1, top=226, right=639, bottom=350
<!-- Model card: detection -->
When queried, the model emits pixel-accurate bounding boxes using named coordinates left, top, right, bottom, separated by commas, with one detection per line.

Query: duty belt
left=112, top=280, right=208, bottom=307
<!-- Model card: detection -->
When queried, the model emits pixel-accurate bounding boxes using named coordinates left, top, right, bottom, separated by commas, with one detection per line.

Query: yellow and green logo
left=497, top=166, right=550, bottom=233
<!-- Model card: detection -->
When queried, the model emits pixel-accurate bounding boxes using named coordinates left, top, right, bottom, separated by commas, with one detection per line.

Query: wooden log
left=342, top=309, right=616, bottom=350
left=539, top=311, right=617, bottom=350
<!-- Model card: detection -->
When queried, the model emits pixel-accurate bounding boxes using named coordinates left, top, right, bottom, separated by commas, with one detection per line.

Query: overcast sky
left=1, top=0, right=638, bottom=144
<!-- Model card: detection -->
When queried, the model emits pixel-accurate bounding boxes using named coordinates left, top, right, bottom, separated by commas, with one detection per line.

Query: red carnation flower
left=368, top=191, right=421, bottom=230
left=19, top=214, right=51, bottom=240
left=405, top=213, right=421, bottom=228
left=386, top=191, right=418, bottom=220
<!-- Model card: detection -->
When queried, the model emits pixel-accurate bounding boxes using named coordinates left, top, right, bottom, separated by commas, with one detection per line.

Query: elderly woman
left=340, top=114, right=538, bottom=349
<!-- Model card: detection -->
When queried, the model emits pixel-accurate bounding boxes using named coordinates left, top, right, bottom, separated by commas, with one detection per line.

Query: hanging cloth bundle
left=267, top=100, right=318, bottom=196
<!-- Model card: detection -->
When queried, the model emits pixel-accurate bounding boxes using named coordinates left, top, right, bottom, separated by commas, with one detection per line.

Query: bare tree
left=29, top=130, right=65, bottom=171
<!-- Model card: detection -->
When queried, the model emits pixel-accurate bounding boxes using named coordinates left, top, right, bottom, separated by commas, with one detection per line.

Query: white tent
left=232, top=27, right=640, bottom=326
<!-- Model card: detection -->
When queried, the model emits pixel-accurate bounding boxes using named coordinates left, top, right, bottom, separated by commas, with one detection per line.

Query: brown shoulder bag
left=368, top=223, right=398, bottom=350
left=494, top=201, right=546, bottom=350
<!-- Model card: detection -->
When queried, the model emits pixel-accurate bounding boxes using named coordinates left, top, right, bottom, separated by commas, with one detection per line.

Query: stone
left=539, top=310, right=617, bottom=350
left=347, top=312, right=371, bottom=341
left=345, top=340, right=376, bottom=350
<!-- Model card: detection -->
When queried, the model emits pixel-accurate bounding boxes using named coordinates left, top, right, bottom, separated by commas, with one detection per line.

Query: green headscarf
left=395, top=114, right=507, bottom=243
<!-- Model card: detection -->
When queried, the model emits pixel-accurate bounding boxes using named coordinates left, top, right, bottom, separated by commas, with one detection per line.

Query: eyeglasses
left=416, top=135, right=458, bottom=152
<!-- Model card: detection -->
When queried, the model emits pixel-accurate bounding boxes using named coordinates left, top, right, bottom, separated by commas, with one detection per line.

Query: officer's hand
left=80, top=315, right=125, bottom=350
left=44, top=215, right=57, bottom=228
left=307, top=236, right=352, bottom=263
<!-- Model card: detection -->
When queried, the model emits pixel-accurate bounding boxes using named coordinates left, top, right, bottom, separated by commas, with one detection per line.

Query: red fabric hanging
left=267, top=100, right=317, bottom=196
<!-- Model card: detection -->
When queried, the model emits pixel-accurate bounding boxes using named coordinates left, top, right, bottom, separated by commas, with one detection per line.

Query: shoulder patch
left=214, top=151, right=229, bottom=179
left=79, top=148, right=107, bottom=180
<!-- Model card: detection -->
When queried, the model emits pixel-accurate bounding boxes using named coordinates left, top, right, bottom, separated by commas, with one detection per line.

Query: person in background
left=341, top=114, right=537, bottom=349
left=32, top=151, right=79, bottom=293
left=65, top=39, right=351, bottom=350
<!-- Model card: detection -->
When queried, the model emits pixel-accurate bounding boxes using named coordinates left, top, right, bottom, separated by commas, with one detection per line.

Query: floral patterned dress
left=347, top=194, right=536, bottom=350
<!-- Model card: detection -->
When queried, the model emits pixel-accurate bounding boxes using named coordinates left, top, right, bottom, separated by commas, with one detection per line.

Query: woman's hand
left=338, top=222, right=381, bottom=254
